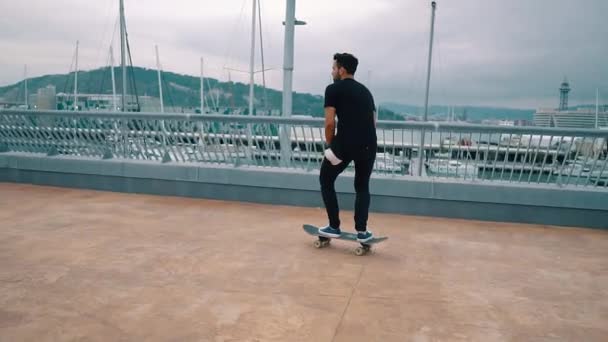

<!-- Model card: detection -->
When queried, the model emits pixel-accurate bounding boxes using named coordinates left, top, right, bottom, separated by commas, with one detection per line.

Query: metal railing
left=1, top=109, right=607, bottom=189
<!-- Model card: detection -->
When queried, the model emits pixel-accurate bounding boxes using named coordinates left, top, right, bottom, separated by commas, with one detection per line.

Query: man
left=318, top=53, right=377, bottom=243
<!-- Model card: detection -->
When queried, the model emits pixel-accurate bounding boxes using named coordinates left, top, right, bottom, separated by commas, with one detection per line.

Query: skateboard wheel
left=355, top=246, right=366, bottom=256
left=322, top=240, right=330, bottom=247
left=314, top=240, right=323, bottom=248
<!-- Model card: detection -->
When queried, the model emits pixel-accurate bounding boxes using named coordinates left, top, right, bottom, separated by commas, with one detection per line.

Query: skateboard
left=302, top=224, right=388, bottom=256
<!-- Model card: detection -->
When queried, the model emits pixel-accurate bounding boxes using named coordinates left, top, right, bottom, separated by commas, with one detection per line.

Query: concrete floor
left=0, top=182, right=607, bottom=341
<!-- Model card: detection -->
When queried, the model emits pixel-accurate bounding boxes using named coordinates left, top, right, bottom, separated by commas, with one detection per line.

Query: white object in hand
left=324, top=148, right=343, bottom=166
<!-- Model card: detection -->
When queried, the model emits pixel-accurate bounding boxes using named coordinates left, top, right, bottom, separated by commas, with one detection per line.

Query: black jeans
left=319, top=146, right=376, bottom=232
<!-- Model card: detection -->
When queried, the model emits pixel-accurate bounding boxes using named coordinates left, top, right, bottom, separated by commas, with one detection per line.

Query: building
left=534, top=78, right=607, bottom=128
left=55, top=93, right=158, bottom=112
left=36, top=85, right=57, bottom=110
left=535, top=108, right=608, bottom=128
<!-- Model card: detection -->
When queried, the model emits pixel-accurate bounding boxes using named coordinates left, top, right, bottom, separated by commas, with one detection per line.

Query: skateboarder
left=318, top=53, right=377, bottom=243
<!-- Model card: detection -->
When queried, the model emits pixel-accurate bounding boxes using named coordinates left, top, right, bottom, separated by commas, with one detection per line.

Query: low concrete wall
left=1, top=152, right=606, bottom=229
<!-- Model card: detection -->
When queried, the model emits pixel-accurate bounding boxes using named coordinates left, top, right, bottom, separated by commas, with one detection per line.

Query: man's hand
left=325, top=107, right=336, bottom=145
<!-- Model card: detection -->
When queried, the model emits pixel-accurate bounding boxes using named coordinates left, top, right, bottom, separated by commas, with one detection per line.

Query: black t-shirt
left=324, top=78, right=377, bottom=158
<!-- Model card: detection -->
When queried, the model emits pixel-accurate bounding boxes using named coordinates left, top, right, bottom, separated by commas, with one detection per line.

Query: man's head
left=331, top=53, right=358, bottom=81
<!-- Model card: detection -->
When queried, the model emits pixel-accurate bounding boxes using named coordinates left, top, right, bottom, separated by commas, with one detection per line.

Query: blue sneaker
left=357, top=230, right=374, bottom=243
left=318, top=225, right=341, bottom=238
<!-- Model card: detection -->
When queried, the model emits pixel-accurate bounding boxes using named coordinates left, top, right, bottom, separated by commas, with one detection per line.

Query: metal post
left=283, top=0, right=295, bottom=119
left=417, top=1, right=436, bottom=176
left=245, top=0, right=257, bottom=162
left=281, top=0, right=296, bottom=166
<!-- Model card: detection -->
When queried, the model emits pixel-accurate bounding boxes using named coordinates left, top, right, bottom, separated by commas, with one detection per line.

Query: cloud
left=1, top=0, right=607, bottom=108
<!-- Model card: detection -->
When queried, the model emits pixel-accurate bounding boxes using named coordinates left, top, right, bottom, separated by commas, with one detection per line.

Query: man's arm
left=325, top=107, right=337, bottom=145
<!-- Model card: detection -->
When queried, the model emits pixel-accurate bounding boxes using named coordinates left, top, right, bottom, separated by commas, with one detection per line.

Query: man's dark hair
left=333, top=53, right=358, bottom=75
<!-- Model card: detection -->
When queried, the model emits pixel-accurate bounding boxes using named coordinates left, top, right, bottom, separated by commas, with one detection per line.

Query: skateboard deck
left=302, top=224, right=388, bottom=255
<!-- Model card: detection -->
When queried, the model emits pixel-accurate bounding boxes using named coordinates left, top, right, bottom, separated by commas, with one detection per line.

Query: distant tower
left=559, top=77, right=570, bottom=111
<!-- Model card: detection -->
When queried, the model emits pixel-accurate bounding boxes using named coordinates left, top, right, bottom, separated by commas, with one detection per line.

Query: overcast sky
left=1, top=0, right=606, bottom=108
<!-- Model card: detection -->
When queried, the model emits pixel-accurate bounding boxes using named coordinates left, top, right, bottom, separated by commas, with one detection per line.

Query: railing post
left=160, top=120, right=171, bottom=163
left=120, top=118, right=127, bottom=157
left=47, top=146, right=58, bottom=156
left=102, top=148, right=113, bottom=160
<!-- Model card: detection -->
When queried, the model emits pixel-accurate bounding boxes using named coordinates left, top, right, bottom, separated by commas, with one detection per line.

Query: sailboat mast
left=24, top=65, right=28, bottom=109
left=417, top=1, right=437, bottom=176
left=120, top=0, right=127, bottom=111
left=596, top=88, right=599, bottom=129
left=74, top=40, right=79, bottom=110
left=423, top=2, right=436, bottom=122
left=110, top=46, right=117, bottom=111
left=200, top=57, right=204, bottom=114
left=248, top=0, right=257, bottom=116
left=155, top=45, right=164, bottom=113
left=257, top=0, right=268, bottom=114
